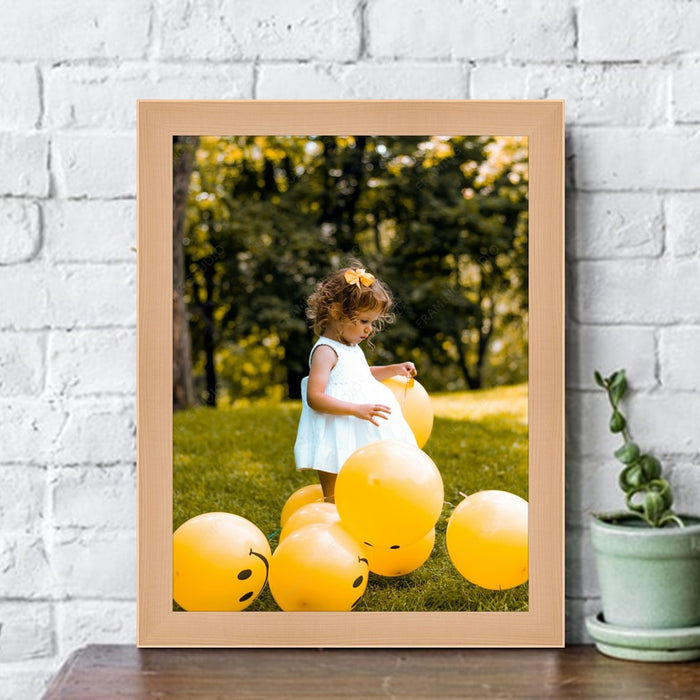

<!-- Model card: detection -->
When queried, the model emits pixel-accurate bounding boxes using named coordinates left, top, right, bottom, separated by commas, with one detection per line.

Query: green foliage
left=182, top=135, right=529, bottom=405
left=595, top=369, right=683, bottom=528
left=173, top=386, right=528, bottom=612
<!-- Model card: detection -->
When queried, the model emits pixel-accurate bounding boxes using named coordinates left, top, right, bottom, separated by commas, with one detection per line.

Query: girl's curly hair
left=306, top=262, right=395, bottom=337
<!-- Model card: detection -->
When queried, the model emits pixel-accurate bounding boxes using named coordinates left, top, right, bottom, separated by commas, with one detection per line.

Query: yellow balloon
left=173, top=512, right=271, bottom=611
left=279, top=502, right=340, bottom=543
left=446, top=490, right=528, bottom=590
left=269, top=523, right=369, bottom=611
left=335, top=440, right=444, bottom=548
left=363, top=528, right=435, bottom=577
left=382, top=375, right=434, bottom=448
left=280, top=483, right=325, bottom=526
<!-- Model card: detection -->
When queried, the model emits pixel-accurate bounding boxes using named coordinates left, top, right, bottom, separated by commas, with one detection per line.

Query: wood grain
left=45, top=645, right=700, bottom=699
left=137, top=100, right=564, bottom=647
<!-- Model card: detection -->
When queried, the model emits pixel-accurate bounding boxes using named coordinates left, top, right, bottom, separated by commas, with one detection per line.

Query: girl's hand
left=395, top=362, right=417, bottom=378
left=353, top=403, right=392, bottom=426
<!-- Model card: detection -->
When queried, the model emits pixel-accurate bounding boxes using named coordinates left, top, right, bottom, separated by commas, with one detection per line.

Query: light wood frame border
left=137, top=100, right=564, bottom=647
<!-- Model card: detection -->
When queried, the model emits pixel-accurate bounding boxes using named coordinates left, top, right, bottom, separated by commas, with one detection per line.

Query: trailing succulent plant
left=594, top=369, right=683, bottom=528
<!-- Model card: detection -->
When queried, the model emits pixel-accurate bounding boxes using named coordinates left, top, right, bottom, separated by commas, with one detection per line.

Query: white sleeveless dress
left=294, top=337, right=417, bottom=474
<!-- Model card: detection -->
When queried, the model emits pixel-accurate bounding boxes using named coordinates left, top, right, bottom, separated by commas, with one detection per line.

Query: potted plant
left=585, top=369, right=700, bottom=661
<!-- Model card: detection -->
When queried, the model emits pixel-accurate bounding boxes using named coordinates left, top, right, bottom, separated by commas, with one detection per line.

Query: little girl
left=294, top=264, right=417, bottom=502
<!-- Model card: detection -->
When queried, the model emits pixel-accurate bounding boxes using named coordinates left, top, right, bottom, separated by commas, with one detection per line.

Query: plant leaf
left=639, top=455, right=661, bottom=481
left=644, top=491, right=665, bottom=525
left=614, top=441, right=640, bottom=464
left=609, top=370, right=627, bottom=405
left=593, top=371, right=606, bottom=389
left=609, top=410, right=626, bottom=433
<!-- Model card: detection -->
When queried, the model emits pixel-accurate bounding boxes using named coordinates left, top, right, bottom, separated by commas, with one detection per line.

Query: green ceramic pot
left=590, top=514, right=700, bottom=629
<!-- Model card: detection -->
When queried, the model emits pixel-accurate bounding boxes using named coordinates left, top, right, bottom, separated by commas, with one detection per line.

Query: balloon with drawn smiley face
left=269, top=522, right=369, bottom=611
left=362, top=527, right=436, bottom=577
left=173, top=512, right=271, bottom=611
left=336, top=440, right=444, bottom=548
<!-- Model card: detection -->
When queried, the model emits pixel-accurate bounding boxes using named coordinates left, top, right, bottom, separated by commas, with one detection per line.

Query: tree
left=173, top=136, right=198, bottom=410
left=180, top=135, right=529, bottom=403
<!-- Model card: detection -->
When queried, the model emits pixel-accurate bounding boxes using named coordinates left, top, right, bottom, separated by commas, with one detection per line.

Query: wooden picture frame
left=137, top=100, right=564, bottom=647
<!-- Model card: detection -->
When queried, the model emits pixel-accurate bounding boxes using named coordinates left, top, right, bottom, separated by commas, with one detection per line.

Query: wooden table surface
left=44, top=644, right=700, bottom=699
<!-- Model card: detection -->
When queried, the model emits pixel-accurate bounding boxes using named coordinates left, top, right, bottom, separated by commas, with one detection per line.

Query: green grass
left=173, top=384, right=528, bottom=612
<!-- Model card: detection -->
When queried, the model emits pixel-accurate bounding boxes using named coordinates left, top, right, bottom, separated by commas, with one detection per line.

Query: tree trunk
left=453, top=328, right=478, bottom=390
left=173, top=136, right=198, bottom=410
left=202, top=268, right=217, bottom=407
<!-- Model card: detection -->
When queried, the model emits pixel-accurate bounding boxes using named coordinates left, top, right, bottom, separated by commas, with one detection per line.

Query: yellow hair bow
left=344, top=268, right=375, bottom=288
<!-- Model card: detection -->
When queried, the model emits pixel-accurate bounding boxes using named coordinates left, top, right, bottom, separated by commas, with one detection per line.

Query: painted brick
left=0, top=399, right=66, bottom=463
left=46, top=63, right=253, bottom=130
left=579, top=0, right=700, bottom=62
left=667, top=463, right=700, bottom=517
left=2, top=0, right=700, bottom=687
left=258, top=62, right=467, bottom=99
left=50, top=400, right=135, bottom=465
left=0, top=602, right=53, bottom=662
left=565, top=596, right=600, bottom=644
left=0, top=263, right=51, bottom=330
left=0, top=535, right=55, bottom=598
left=47, top=329, right=135, bottom=397
left=52, top=132, right=136, bottom=199
left=56, top=600, right=135, bottom=656
left=0, top=669, right=55, bottom=700
left=0, top=0, right=150, bottom=60
left=674, top=60, right=700, bottom=123
left=568, top=192, right=663, bottom=259
left=568, top=390, right=700, bottom=458
left=0, top=133, right=49, bottom=197
left=51, top=530, right=136, bottom=599
left=157, top=0, right=361, bottom=61
left=573, top=259, right=700, bottom=324
left=565, top=527, right=599, bottom=598
left=0, top=63, right=41, bottom=129
left=471, top=64, right=668, bottom=127
left=574, top=128, right=700, bottom=191
left=368, top=0, right=575, bottom=61
left=566, top=391, right=620, bottom=459
left=48, top=263, right=137, bottom=329
left=665, top=193, right=700, bottom=257
left=52, top=465, right=136, bottom=529
left=659, top=327, right=700, bottom=390
left=565, top=455, right=627, bottom=526
left=43, top=199, right=136, bottom=263
left=0, top=466, right=46, bottom=533
left=0, top=332, right=45, bottom=396
left=0, top=263, right=135, bottom=330
left=0, top=200, right=41, bottom=264
left=565, top=325, right=656, bottom=390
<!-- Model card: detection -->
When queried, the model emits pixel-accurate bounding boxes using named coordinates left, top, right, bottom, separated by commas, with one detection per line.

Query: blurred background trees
left=173, top=135, right=528, bottom=409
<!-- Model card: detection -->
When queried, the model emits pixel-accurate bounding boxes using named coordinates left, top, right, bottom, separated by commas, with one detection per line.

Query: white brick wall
left=1, top=0, right=699, bottom=695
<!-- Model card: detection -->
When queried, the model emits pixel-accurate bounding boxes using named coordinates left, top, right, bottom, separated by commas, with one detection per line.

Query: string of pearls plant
left=594, top=369, right=683, bottom=528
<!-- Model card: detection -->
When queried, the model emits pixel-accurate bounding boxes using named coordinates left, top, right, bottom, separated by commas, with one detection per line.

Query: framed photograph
left=137, top=100, right=564, bottom=647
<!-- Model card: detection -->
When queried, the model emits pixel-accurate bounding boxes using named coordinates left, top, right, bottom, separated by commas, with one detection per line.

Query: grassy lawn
left=173, top=384, right=528, bottom=612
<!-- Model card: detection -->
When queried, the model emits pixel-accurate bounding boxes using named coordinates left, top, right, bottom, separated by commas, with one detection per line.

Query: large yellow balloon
left=363, top=528, right=435, bottom=577
left=335, top=440, right=444, bottom=548
left=382, top=375, right=434, bottom=448
left=280, top=483, right=325, bottom=526
left=269, top=523, right=369, bottom=611
left=173, top=512, right=271, bottom=611
left=279, top=502, right=340, bottom=543
left=446, top=490, right=528, bottom=590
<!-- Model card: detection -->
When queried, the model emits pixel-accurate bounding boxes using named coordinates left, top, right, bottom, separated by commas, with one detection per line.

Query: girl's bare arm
left=307, top=346, right=391, bottom=426
left=370, top=362, right=416, bottom=382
